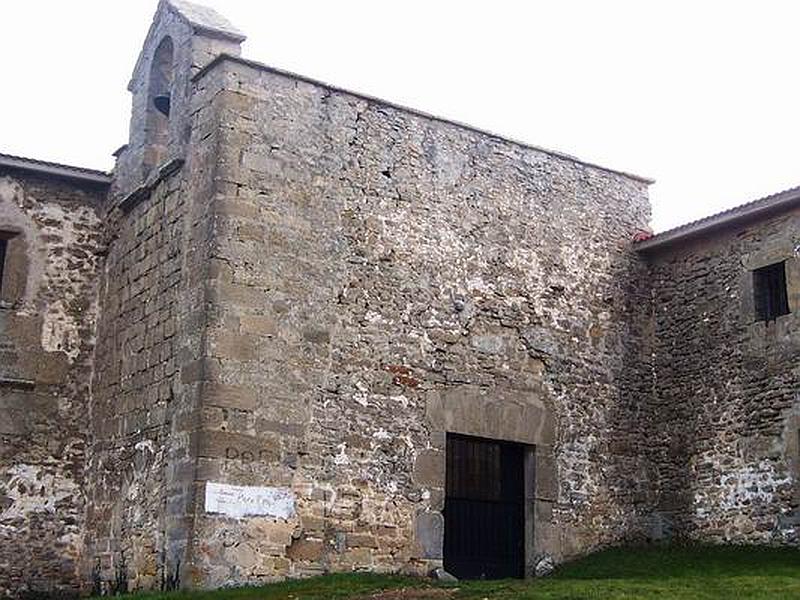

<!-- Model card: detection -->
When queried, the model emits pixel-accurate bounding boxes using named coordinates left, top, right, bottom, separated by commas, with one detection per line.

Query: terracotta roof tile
left=635, top=185, right=800, bottom=252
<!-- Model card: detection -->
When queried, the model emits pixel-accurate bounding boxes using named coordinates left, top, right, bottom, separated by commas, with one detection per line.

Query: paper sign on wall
left=205, top=481, right=296, bottom=519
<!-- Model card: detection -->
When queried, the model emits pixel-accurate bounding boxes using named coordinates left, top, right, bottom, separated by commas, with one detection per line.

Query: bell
left=153, top=94, right=171, bottom=117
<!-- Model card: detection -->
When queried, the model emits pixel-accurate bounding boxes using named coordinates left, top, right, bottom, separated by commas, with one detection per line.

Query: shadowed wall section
left=643, top=207, right=800, bottom=543
left=0, top=167, right=106, bottom=597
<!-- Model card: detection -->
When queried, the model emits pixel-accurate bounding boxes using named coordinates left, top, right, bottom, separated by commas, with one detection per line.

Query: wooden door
left=443, top=434, right=525, bottom=579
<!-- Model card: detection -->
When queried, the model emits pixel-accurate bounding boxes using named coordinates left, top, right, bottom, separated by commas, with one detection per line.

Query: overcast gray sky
left=2, top=1, right=799, bottom=232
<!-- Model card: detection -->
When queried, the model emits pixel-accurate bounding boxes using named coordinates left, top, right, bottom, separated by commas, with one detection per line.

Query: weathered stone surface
left=1, top=2, right=650, bottom=588
left=430, top=566, right=458, bottom=582
left=643, top=208, right=800, bottom=545
left=413, top=451, right=444, bottom=488
left=286, top=538, right=325, bottom=562
left=416, top=512, right=444, bottom=560
left=0, top=172, right=104, bottom=597
left=5, top=0, right=800, bottom=595
left=534, top=554, right=556, bottom=577
left=180, top=49, right=655, bottom=585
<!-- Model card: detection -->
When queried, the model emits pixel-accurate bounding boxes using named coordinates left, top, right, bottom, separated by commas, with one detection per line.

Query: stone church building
left=1, top=0, right=798, bottom=596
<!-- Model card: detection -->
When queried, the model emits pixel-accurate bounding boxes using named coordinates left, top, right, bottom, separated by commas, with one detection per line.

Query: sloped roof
left=635, top=185, right=800, bottom=252
left=128, top=0, right=245, bottom=90
left=0, top=152, right=111, bottom=187
left=167, top=0, right=245, bottom=42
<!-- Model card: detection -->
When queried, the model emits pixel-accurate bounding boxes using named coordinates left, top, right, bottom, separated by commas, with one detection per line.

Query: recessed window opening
left=0, top=237, right=7, bottom=295
left=153, top=93, right=170, bottom=117
left=753, top=261, right=790, bottom=322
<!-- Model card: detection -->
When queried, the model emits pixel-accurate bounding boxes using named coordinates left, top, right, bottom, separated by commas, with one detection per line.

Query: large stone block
left=415, top=511, right=443, bottom=560
left=203, top=382, right=258, bottom=411
left=196, top=430, right=279, bottom=464
left=412, top=450, right=444, bottom=488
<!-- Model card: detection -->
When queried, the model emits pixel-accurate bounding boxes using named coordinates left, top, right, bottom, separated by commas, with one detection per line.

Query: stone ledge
left=118, top=158, right=184, bottom=214
left=0, top=376, right=35, bottom=390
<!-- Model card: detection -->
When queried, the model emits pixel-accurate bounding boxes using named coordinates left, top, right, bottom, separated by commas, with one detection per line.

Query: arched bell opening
left=143, top=36, right=174, bottom=176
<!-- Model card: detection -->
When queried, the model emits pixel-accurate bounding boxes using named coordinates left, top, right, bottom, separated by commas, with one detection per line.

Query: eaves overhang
left=635, top=185, right=800, bottom=254
left=0, top=152, right=111, bottom=188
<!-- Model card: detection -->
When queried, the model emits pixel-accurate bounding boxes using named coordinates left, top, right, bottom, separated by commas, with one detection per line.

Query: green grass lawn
left=117, top=545, right=800, bottom=600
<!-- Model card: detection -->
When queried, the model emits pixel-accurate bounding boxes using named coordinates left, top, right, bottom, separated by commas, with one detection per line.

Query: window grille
left=753, top=261, right=790, bottom=322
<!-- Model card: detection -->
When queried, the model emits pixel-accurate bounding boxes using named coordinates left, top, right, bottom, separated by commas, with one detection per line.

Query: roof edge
left=635, top=185, right=800, bottom=253
left=166, top=0, right=246, bottom=43
left=128, top=0, right=245, bottom=92
left=0, top=152, right=111, bottom=187
left=192, top=54, right=655, bottom=185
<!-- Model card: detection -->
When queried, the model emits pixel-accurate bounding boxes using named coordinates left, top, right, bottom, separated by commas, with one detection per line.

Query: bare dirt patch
left=353, top=588, right=457, bottom=600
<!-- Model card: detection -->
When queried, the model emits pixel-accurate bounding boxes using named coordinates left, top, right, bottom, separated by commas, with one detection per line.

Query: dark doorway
left=443, top=433, right=525, bottom=579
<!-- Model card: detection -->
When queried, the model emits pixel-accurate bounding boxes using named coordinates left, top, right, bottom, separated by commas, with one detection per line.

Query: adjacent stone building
left=0, top=156, right=108, bottom=596
left=0, top=0, right=797, bottom=596
left=637, top=193, right=800, bottom=543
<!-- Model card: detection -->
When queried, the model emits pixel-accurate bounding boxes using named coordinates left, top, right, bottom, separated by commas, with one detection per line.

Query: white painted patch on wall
left=0, top=464, right=80, bottom=521
left=372, top=428, right=392, bottom=441
left=205, top=482, right=296, bottom=519
left=695, top=459, right=792, bottom=514
left=333, top=442, right=350, bottom=465
left=41, top=299, right=81, bottom=361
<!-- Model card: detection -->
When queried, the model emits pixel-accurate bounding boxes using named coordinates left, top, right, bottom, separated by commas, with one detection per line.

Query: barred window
left=753, top=261, right=790, bottom=322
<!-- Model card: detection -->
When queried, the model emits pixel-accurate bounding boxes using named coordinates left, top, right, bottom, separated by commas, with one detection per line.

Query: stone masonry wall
left=82, top=3, right=243, bottom=593
left=0, top=171, right=104, bottom=598
left=113, top=0, right=241, bottom=196
left=86, top=171, right=188, bottom=594
left=644, top=208, right=800, bottom=543
left=84, top=48, right=231, bottom=595
left=187, top=58, right=654, bottom=587
left=12, top=4, right=800, bottom=594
